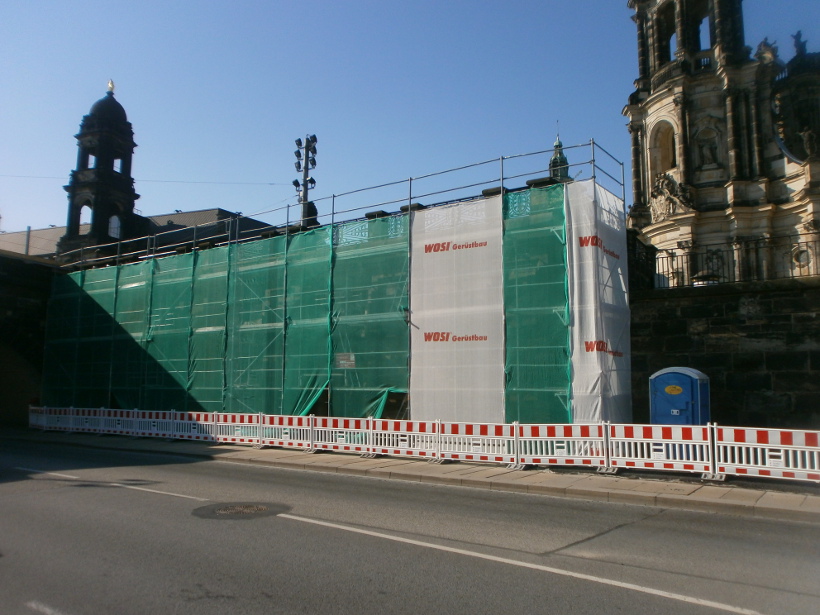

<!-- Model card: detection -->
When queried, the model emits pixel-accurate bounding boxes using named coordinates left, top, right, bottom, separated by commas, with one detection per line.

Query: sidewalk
left=7, top=428, right=820, bottom=524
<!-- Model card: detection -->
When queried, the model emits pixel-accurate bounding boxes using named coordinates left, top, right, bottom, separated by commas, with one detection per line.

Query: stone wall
left=630, top=278, right=820, bottom=429
left=0, top=254, right=54, bottom=426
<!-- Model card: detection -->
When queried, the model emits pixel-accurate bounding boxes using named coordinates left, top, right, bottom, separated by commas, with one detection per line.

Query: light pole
left=293, top=134, right=318, bottom=227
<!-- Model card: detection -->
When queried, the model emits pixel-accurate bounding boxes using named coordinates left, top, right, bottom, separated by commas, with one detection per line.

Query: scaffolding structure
left=43, top=142, right=627, bottom=423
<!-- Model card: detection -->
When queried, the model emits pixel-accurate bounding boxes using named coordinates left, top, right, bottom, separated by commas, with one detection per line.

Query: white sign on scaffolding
left=565, top=180, right=632, bottom=423
left=409, top=196, right=506, bottom=423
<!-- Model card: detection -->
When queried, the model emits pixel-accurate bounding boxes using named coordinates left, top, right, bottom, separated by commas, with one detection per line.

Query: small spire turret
left=549, top=134, right=570, bottom=181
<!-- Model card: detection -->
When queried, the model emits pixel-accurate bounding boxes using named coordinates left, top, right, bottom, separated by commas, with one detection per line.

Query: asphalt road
left=1, top=439, right=818, bottom=615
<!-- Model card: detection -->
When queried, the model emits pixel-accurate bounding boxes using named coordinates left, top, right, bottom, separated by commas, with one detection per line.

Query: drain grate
left=216, top=504, right=268, bottom=516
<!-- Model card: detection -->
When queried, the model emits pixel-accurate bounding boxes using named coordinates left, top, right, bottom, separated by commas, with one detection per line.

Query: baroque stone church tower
left=57, top=82, right=144, bottom=256
left=624, top=0, right=820, bottom=286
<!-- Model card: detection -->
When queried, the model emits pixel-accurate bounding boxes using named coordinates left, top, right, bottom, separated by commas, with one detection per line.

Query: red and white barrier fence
left=214, top=413, right=260, bottom=445
left=173, top=412, right=217, bottom=441
left=714, top=426, right=820, bottom=483
left=313, top=417, right=370, bottom=454
left=608, top=424, right=713, bottom=475
left=27, top=407, right=820, bottom=483
left=260, top=414, right=312, bottom=449
left=438, top=422, right=516, bottom=464
left=369, top=419, right=439, bottom=459
left=516, top=424, right=608, bottom=467
left=134, top=411, right=175, bottom=439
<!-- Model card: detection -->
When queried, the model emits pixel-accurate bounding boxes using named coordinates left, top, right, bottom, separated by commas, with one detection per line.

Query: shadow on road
left=0, top=430, right=211, bottom=488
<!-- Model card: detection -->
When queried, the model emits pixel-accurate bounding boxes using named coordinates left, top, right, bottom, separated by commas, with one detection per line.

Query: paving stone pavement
left=6, top=428, right=820, bottom=524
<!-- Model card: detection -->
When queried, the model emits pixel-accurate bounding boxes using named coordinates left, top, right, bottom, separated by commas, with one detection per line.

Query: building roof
left=0, top=248, right=59, bottom=268
left=0, top=208, right=271, bottom=258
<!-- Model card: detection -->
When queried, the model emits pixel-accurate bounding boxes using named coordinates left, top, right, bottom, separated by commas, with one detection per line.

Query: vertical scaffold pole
left=406, top=178, right=414, bottom=406
left=280, top=202, right=290, bottom=416
left=513, top=421, right=520, bottom=465
left=590, top=138, right=597, bottom=185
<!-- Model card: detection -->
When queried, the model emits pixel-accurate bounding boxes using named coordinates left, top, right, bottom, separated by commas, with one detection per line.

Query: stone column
left=725, top=89, right=740, bottom=179
left=713, top=0, right=726, bottom=59
left=647, top=8, right=659, bottom=75
left=731, top=239, right=743, bottom=282
left=760, top=235, right=774, bottom=281
left=737, top=90, right=750, bottom=178
left=674, top=0, right=687, bottom=57
left=749, top=86, right=763, bottom=178
left=676, top=239, right=694, bottom=286
left=635, top=11, right=650, bottom=86
left=732, top=236, right=756, bottom=282
left=674, top=95, right=689, bottom=183
left=629, top=123, right=645, bottom=207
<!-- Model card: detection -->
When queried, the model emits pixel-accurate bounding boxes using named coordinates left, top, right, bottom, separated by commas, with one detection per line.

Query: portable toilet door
left=649, top=367, right=710, bottom=425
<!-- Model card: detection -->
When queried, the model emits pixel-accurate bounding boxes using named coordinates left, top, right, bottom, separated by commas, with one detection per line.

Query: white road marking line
left=278, top=513, right=768, bottom=615
left=15, top=467, right=80, bottom=479
left=15, top=467, right=208, bottom=501
left=109, top=483, right=209, bottom=501
left=26, top=600, right=72, bottom=615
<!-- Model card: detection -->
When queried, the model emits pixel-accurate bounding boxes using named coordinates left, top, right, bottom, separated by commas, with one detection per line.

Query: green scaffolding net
left=43, top=187, right=570, bottom=423
left=43, top=217, right=410, bottom=417
left=282, top=228, right=332, bottom=415
left=503, top=184, right=571, bottom=423
left=331, top=216, right=409, bottom=418
left=225, top=237, right=285, bottom=414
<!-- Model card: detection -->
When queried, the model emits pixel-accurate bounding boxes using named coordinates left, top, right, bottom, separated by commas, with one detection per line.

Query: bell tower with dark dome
left=58, top=82, right=141, bottom=256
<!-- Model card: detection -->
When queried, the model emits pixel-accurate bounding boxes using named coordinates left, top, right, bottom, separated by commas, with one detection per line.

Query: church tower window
left=108, top=215, right=121, bottom=239
left=698, top=15, right=711, bottom=51
left=656, top=1, right=676, bottom=65
left=79, top=204, right=92, bottom=228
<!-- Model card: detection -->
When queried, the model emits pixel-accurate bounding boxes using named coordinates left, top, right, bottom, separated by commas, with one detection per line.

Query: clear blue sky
left=2, top=1, right=819, bottom=233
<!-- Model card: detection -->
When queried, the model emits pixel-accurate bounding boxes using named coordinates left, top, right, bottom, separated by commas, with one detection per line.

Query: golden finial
left=107, top=79, right=115, bottom=93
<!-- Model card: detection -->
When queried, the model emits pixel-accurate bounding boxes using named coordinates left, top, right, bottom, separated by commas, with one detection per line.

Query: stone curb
left=6, top=430, right=820, bottom=524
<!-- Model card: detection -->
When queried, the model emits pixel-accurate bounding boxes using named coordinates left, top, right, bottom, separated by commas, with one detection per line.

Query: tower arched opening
left=650, top=121, right=677, bottom=177
left=79, top=204, right=92, bottom=229
left=656, top=1, right=676, bottom=65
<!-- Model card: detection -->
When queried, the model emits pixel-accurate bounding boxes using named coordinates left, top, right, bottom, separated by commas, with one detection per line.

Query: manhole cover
left=192, top=502, right=290, bottom=520
left=216, top=504, right=268, bottom=515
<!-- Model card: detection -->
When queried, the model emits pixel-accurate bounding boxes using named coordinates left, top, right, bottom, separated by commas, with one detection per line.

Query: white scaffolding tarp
left=409, top=196, right=506, bottom=423
left=566, top=180, right=632, bottom=423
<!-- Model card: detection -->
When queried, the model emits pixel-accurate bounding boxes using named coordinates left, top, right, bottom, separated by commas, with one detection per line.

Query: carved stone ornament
left=695, top=127, right=720, bottom=168
left=649, top=173, right=693, bottom=224
left=800, top=127, right=817, bottom=158
left=770, top=36, right=820, bottom=164
left=755, top=37, right=779, bottom=64
left=802, top=217, right=820, bottom=234
left=793, top=30, right=808, bottom=57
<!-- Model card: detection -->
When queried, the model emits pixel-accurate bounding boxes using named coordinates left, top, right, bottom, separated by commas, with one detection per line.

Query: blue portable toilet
left=649, top=367, right=710, bottom=425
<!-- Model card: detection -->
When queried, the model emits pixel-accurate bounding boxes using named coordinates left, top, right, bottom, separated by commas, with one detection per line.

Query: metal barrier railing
left=56, top=139, right=625, bottom=270
left=651, top=236, right=820, bottom=288
left=28, top=407, right=820, bottom=484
